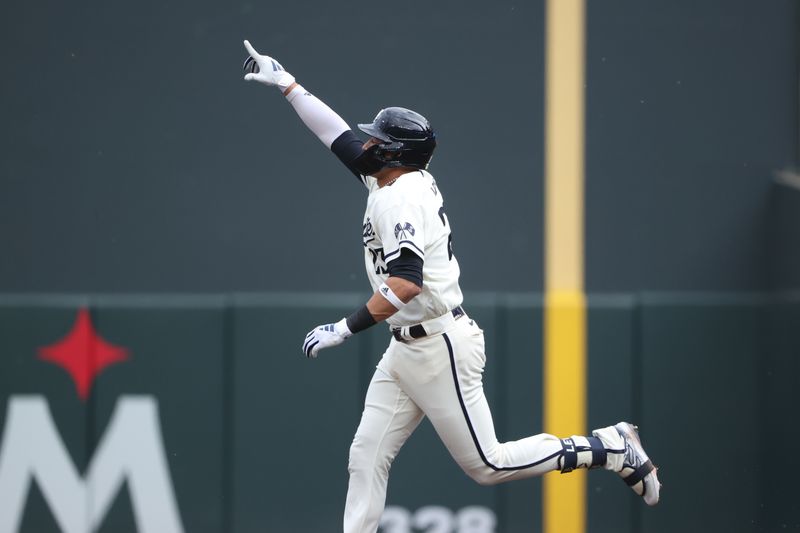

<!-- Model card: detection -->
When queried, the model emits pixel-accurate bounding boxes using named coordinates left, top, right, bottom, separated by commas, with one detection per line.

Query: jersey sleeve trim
left=383, top=240, right=425, bottom=262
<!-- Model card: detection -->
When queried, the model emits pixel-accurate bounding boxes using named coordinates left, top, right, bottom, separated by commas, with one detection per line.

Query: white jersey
left=360, top=170, right=463, bottom=326
left=276, top=87, right=652, bottom=532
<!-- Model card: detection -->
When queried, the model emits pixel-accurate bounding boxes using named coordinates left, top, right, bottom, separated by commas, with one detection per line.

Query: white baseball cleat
left=613, top=422, right=661, bottom=506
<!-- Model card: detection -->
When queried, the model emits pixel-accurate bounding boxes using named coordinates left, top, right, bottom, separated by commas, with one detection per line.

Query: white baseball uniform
left=344, top=166, right=570, bottom=533
left=268, top=81, right=650, bottom=533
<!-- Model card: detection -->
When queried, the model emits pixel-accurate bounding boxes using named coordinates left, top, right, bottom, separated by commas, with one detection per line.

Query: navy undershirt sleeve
left=387, top=248, right=424, bottom=287
left=331, top=130, right=365, bottom=180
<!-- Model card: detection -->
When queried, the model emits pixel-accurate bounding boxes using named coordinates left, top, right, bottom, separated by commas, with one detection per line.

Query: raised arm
left=243, top=40, right=365, bottom=179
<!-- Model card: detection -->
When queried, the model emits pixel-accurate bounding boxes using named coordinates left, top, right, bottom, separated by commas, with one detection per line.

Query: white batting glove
left=302, top=318, right=352, bottom=358
left=242, top=40, right=296, bottom=92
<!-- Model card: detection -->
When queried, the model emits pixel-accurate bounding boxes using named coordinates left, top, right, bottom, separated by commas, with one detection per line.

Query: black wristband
left=346, top=305, right=377, bottom=334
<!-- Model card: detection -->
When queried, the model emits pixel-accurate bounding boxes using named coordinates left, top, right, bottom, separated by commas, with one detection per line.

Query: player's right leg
left=343, top=362, right=424, bottom=533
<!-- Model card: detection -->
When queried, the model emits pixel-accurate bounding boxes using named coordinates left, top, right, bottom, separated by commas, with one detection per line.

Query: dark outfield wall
left=0, top=0, right=796, bottom=293
left=769, top=176, right=800, bottom=290
left=0, top=0, right=544, bottom=293
left=585, top=0, right=798, bottom=292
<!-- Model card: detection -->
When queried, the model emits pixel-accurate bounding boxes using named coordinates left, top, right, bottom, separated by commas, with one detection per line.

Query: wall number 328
left=379, top=505, right=496, bottom=533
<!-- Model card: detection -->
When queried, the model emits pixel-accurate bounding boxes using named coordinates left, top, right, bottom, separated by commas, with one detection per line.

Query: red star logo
left=38, top=308, right=130, bottom=401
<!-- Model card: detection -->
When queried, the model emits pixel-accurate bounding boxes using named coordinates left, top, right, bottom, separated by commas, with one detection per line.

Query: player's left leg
left=392, top=315, right=660, bottom=505
left=387, top=317, right=565, bottom=483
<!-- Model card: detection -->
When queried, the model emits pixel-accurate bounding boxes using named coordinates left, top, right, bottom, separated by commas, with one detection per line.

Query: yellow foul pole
left=543, top=0, right=587, bottom=531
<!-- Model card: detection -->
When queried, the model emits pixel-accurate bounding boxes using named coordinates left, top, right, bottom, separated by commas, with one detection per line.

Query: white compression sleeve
left=285, top=85, right=350, bottom=149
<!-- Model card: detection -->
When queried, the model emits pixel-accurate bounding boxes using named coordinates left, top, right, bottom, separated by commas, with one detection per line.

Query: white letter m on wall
left=0, top=396, right=184, bottom=533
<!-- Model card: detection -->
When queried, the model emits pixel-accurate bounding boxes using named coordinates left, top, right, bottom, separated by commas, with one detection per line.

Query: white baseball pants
left=343, top=314, right=565, bottom=533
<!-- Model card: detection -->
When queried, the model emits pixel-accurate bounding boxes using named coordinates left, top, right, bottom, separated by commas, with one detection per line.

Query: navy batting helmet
left=355, top=107, right=437, bottom=173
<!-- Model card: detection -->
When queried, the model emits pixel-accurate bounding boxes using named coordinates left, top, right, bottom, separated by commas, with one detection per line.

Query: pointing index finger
left=243, top=39, right=259, bottom=58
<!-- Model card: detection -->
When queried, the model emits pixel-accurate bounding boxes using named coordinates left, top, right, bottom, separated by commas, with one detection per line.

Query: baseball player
left=242, top=40, right=660, bottom=533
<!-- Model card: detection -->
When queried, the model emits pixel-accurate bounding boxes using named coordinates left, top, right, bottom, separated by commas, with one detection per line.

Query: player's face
left=360, top=137, right=403, bottom=179
left=363, top=137, right=382, bottom=150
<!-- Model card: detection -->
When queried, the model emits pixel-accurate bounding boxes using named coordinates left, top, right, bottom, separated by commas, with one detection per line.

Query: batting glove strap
left=334, top=318, right=353, bottom=338
left=302, top=318, right=351, bottom=358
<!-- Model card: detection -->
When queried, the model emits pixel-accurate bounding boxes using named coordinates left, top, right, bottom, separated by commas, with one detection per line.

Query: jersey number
left=369, top=247, right=388, bottom=274
left=438, top=206, right=454, bottom=261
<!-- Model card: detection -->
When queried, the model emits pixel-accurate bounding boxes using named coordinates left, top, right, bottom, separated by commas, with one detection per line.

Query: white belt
left=391, top=306, right=465, bottom=342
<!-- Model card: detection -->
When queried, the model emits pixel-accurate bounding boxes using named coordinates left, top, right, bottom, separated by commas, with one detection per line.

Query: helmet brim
left=357, top=123, right=392, bottom=143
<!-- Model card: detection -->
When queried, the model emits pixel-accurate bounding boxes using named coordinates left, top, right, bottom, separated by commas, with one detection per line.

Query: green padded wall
left=761, top=296, right=800, bottom=530
left=92, top=297, right=228, bottom=533
left=587, top=296, right=636, bottom=533
left=638, top=295, right=762, bottom=532
left=0, top=293, right=796, bottom=531
left=230, top=294, right=364, bottom=532
left=0, top=299, right=90, bottom=532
